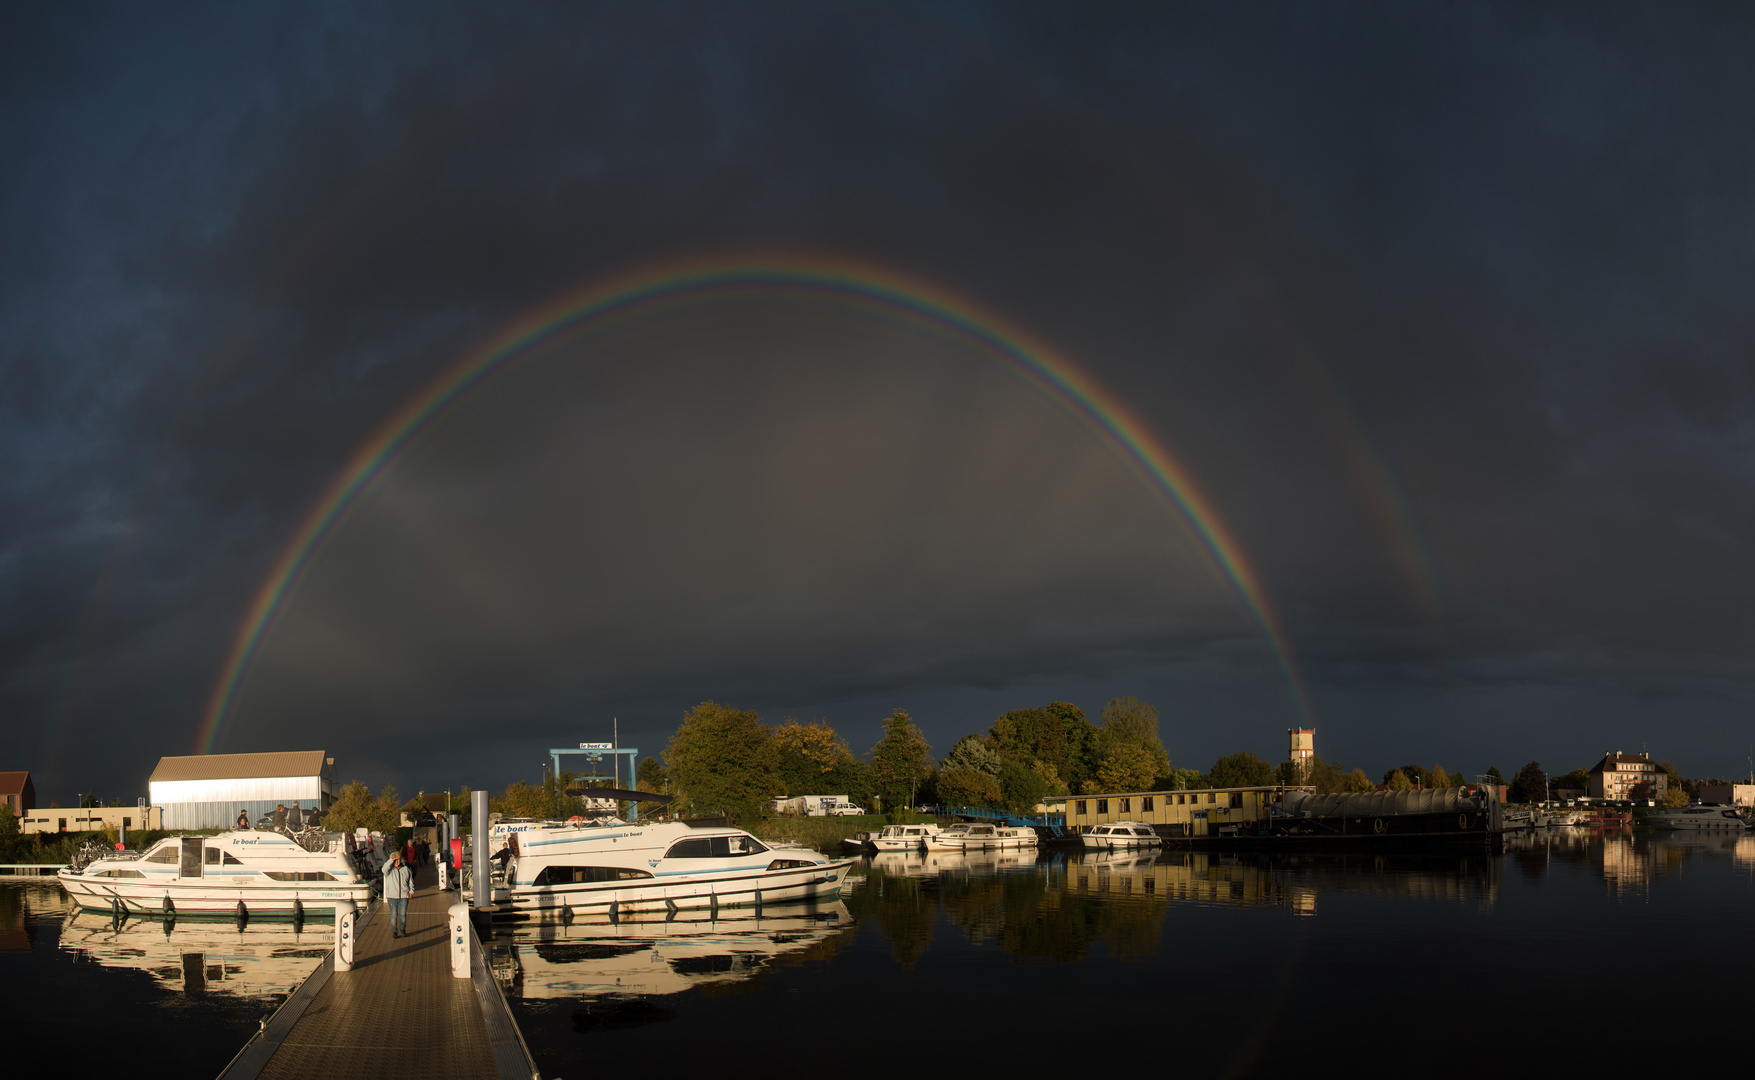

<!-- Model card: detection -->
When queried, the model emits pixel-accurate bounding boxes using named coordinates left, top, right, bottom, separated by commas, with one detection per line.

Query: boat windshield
left=664, top=834, right=771, bottom=859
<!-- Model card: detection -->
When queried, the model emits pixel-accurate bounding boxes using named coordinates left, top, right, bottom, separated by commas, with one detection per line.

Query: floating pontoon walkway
left=218, top=866, right=537, bottom=1080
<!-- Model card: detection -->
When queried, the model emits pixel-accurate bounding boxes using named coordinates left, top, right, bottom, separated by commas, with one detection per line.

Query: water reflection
left=491, top=900, right=854, bottom=1006
left=57, top=911, right=331, bottom=998
left=1503, top=826, right=1755, bottom=896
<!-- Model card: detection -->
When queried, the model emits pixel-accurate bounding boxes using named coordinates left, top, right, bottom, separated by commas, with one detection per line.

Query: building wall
left=1698, top=783, right=1755, bottom=807
left=20, top=806, right=163, bottom=834
left=1051, top=787, right=1293, bottom=837
left=150, top=776, right=328, bottom=830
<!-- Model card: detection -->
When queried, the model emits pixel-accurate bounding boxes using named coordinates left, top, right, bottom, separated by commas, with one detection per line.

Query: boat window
left=205, top=847, right=221, bottom=865
left=665, top=834, right=769, bottom=859
left=767, top=859, right=817, bottom=870
left=145, top=846, right=179, bottom=864
left=262, top=871, right=337, bottom=881
left=532, top=866, right=655, bottom=886
left=98, top=869, right=145, bottom=878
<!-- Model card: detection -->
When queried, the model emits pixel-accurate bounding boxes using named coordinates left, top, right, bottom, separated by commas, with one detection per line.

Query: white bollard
left=448, top=902, right=471, bottom=979
left=334, top=900, right=358, bottom=972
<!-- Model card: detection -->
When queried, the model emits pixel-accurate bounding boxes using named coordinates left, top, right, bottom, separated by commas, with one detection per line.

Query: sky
left=6, top=2, right=1755, bottom=806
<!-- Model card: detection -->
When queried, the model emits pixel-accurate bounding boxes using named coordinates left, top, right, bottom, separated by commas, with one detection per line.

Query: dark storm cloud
left=7, top=2, right=1755, bottom=802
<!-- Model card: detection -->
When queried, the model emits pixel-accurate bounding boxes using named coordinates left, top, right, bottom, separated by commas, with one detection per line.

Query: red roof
left=0, top=772, right=29, bottom=796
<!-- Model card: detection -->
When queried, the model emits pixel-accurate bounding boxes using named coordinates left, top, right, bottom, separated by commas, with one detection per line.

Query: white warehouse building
left=149, top=750, right=335, bottom=830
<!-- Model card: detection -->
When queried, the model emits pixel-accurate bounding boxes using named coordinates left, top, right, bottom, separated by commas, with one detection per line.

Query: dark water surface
left=5, top=831, right=1751, bottom=1077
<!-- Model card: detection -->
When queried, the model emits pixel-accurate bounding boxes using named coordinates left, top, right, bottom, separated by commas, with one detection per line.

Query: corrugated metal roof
left=0, top=771, right=29, bottom=795
left=149, top=751, right=327, bottom=783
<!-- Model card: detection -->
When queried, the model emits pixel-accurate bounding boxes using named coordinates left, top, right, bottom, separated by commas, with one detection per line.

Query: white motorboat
left=924, top=822, right=1038, bottom=851
left=1080, top=822, right=1162, bottom=850
left=57, top=831, right=372, bottom=919
left=500, top=820, right=854, bottom=919
left=1644, top=805, right=1751, bottom=831
left=869, top=823, right=943, bottom=852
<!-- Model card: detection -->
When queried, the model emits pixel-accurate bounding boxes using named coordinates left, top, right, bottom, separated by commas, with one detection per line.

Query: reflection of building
left=19, top=805, right=162, bottom=834
left=1588, top=752, right=1666, bottom=803
left=1289, top=729, right=1315, bottom=783
left=1066, top=851, right=1286, bottom=907
left=1597, top=835, right=1650, bottom=895
left=1698, top=783, right=1755, bottom=807
left=0, top=771, right=34, bottom=816
left=149, top=750, right=335, bottom=830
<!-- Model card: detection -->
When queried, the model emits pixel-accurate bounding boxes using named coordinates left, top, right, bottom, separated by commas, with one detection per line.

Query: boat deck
left=221, top=864, right=534, bottom=1080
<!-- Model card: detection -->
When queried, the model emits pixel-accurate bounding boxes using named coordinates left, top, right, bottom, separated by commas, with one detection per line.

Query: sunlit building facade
left=1588, top=752, right=1667, bottom=803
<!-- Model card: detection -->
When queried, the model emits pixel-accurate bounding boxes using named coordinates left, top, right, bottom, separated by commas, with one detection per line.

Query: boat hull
left=507, top=858, right=855, bottom=919
left=58, top=873, right=371, bottom=919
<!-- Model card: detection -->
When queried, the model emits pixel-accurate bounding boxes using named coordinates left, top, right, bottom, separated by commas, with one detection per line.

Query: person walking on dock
left=382, top=852, right=413, bottom=938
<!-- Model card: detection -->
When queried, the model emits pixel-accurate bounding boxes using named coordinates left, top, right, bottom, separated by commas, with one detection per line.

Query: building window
left=1207, top=794, right=1217, bottom=804
left=1097, top=799, right=1109, bottom=814
left=1142, top=797, right=1154, bottom=812
left=1075, top=800, right=1087, bottom=815
left=1120, top=798, right=1131, bottom=812
left=1177, top=794, right=1186, bottom=805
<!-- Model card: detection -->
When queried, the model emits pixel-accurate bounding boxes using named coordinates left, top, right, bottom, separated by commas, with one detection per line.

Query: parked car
left=830, top=804, right=867, bottom=817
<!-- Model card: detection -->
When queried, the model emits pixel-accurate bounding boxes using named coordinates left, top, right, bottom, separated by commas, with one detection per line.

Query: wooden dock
left=219, top=865, right=537, bottom=1080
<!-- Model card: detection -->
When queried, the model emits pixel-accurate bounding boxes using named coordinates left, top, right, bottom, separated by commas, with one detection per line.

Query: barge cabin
left=1050, top=786, right=1312, bottom=839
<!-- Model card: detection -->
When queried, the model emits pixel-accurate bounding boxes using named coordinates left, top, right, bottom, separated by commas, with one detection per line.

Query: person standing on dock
left=382, top=852, right=413, bottom=938
left=235, top=809, right=248, bottom=830
left=287, top=802, right=303, bottom=830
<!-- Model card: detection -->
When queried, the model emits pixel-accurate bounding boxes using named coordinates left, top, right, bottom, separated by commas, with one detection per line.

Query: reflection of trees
left=939, top=862, right=1165, bottom=964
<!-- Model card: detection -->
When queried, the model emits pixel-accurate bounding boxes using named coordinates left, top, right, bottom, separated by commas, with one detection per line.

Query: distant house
left=0, top=771, right=34, bottom=816
left=1588, top=752, right=1667, bottom=803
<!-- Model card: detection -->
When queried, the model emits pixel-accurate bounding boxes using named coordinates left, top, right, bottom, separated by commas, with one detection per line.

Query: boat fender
left=709, top=892, right=718, bottom=918
left=236, top=900, right=248, bottom=925
left=163, top=894, right=174, bottom=917
left=1181, top=822, right=1191, bottom=836
left=293, top=898, right=304, bottom=924
left=560, top=905, right=574, bottom=924
left=1459, top=814, right=1469, bottom=830
left=1373, top=818, right=1386, bottom=834
left=608, top=900, right=619, bottom=923
left=665, top=897, right=678, bottom=916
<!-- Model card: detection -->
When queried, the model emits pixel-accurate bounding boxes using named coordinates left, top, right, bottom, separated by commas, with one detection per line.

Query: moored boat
left=57, top=830, right=372, bottom=919
left=870, top=823, right=943, bottom=852
left=1644, top=805, right=1751, bottom=831
left=1081, top=822, right=1162, bottom=850
left=927, top=822, right=1038, bottom=851
left=500, top=820, right=854, bottom=919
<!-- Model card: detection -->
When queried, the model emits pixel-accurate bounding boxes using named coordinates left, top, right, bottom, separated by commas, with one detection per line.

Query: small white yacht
left=1080, top=822, right=1162, bottom=850
left=57, top=831, right=371, bottom=919
left=925, top=823, right=1038, bottom=851
left=869, top=824, right=943, bottom=852
left=1644, top=805, right=1751, bottom=831
left=499, top=820, right=854, bottom=919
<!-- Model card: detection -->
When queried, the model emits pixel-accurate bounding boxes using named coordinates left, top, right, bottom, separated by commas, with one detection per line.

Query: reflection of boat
left=1586, top=809, right=1634, bottom=827
left=870, top=824, right=943, bottom=852
left=498, top=900, right=852, bottom=1000
left=869, top=848, right=1034, bottom=878
left=57, top=832, right=371, bottom=919
left=1644, top=806, right=1750, bottom=831
left=1081, top=822, right=1161, bottom=850
left=57, top=912, right=331, bottom=997
left=502, top=821, right=853, bottom=919
left=928, top=823, right=1038, bottom=851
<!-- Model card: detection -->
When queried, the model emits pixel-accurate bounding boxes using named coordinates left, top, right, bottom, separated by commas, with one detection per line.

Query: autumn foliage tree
left=869, top=709, right=932, bottom=813
left=665, top=701, right=779, bottom=826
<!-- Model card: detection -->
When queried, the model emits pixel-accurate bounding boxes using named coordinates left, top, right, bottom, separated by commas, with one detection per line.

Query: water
left=6, top=831, right=1752, bottom=1076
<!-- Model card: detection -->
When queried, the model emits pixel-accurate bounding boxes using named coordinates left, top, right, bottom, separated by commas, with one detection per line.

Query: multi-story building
left=1588, top=751, right=1667, bottom=803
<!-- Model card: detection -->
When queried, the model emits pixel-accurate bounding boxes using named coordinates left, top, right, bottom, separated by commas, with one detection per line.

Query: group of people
left=233, top=802, right=318, bottom=831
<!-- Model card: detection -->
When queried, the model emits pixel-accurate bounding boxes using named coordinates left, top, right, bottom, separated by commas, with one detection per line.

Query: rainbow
left=199, top=253, right=1311, bottom=751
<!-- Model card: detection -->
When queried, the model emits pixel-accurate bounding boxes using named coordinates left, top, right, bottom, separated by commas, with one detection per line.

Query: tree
left=1429, top=765, right=1452, bottom=788
left=665, top=701, right=778, bottom=826
left=989, top=702, right=1099, bottom=794
left=0, top=802, right=16, bottom=842
left=1553, top=768, right=1591, bottom=793
left=636, top=756, right=668, bottom=793
left=772, top=719, right=856, bottom=797
left=493, top=781, right=554, bottom=819
left=1659, top=760, right=1689, bottom=807
left=1343, top=769, right=1375, bottom=793
left=1509, top=762, right=1547, bottom=804
left=1209, top=751, right=1275, bottom=789
left=1094, top=743, right=1161, bottom=793
left=1386, top=769, right=1414, bottom=792
left=1092, top=697, right=1171, bottom=787
left=869, top=709, right=932, bottom=812
left=326, top=780, right=399, bottom=834
left=1486, top=766, right=1504, bottom=784
left=942, top=735, right=1001, bottom=779
left=936, top=767, right=1004, bottom=809
left=1165, top=768, right=1205, bottom=790
left=1383, top=764, right=1431, bottom=788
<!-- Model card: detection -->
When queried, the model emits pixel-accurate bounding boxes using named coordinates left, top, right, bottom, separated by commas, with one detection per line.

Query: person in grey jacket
left=381, top=853, right=414, bottom=938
